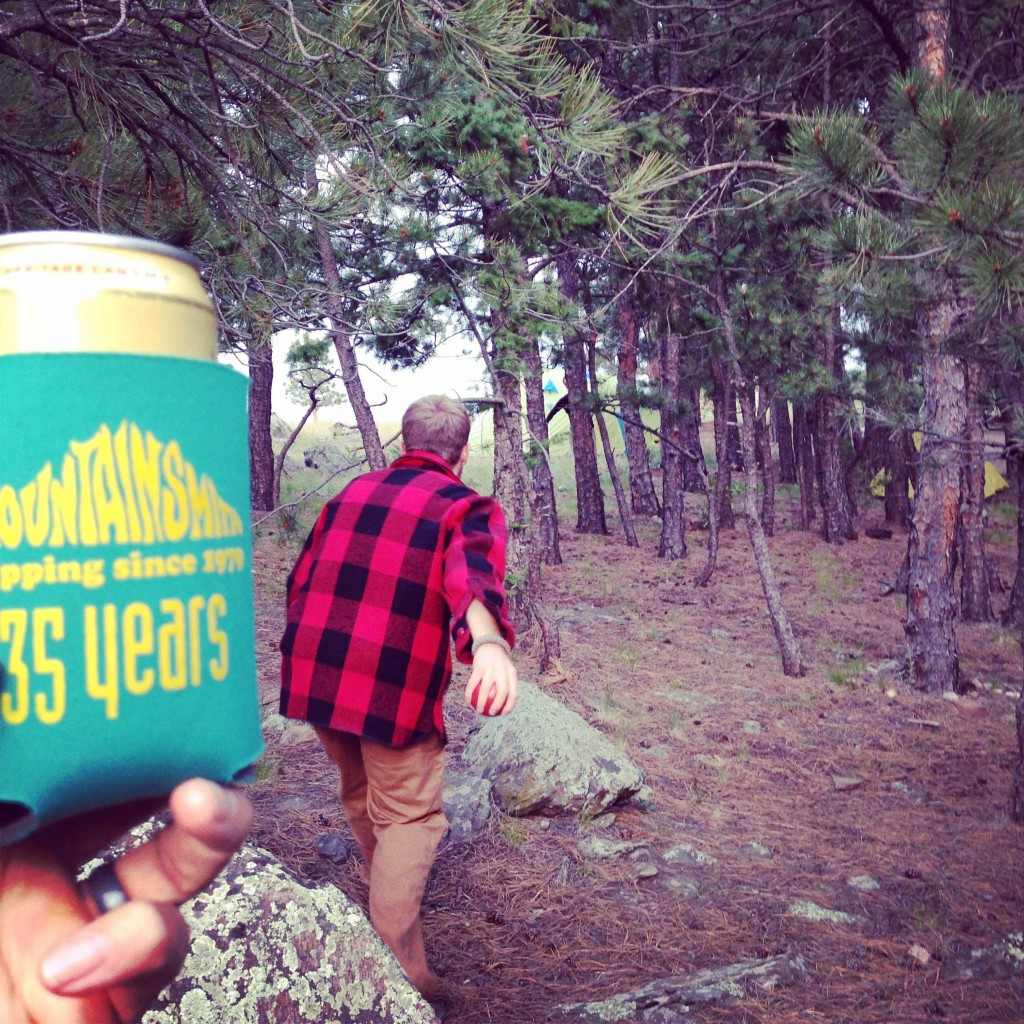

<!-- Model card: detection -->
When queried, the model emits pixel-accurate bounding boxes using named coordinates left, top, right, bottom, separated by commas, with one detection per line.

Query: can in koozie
left=0, top=231, right=264, bottom=845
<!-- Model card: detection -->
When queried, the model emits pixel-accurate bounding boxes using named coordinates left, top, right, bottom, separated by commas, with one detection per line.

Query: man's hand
left=465, top=642, right=518, bottom=717
left=0, top=778, right=252, bottom=1024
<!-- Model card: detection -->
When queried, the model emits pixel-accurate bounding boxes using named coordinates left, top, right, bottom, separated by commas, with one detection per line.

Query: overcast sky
left=222, top=331, right=490, bottom=427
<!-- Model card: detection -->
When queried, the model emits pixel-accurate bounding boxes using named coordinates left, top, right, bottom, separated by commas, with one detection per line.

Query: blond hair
left=402, top=395, right=471, bottom=465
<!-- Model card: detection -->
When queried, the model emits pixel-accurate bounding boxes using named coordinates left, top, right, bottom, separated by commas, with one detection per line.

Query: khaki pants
left=314, top=727, right=447, bottom=997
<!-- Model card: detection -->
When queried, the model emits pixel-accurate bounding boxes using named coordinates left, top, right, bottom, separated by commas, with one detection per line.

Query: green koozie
left=0, top=353, right=264, bottom=844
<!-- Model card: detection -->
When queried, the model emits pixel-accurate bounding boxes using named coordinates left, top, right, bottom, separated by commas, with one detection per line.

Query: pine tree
left=785, top=59, right=1024, bottom=691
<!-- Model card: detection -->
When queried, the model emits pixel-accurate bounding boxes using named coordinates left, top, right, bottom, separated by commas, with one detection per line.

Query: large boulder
left=442, top=771, right=495, bottom=844
left=142, top=844, right=435, bottom=1024
left=460, top=682, right=645, bottom=817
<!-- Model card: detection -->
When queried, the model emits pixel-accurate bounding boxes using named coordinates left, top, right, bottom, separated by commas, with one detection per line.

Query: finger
left=465, top=672, right=483, bottom=709
left=113, top=779, right=251, bottom=906
left=486, top=684, right=511, bottom=716
left=40, top=900, right=188, bottom=1001
left=497, top=679, right=518, bottom=715
left=1, top=842, right=114, bottom=1023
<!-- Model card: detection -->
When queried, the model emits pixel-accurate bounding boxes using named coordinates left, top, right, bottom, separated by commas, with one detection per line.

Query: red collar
left=390, top=450, right=461, bottom=482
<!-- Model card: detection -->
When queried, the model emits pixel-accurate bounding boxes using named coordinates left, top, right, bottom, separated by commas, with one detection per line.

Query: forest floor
left=248, top=475, right=1023, bottom=1024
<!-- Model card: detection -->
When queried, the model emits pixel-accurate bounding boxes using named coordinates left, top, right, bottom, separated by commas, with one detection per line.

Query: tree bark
left=557, top=251, right=606, bottom=534
left=247, top=331, right=276, bottom=512
left=905, top=0, right=967, bottom=694
left=736, top=373, right=804, bottom=676
left=774, top=397, right=797, bottom=485
left=616, top=287, right=660, bottom=515
left=959, top=359, right=994, bottom=622
left=714, top=256, right=803, bottom=677
left=658, top=301, right=686, bottom=560
left=681, top=390, right=707, bottom=494
left=710, top=357, right=736, bottom=530
left=522, top=336, right=562, bottom=566
left=758, top=384, right=776, bottom=537
left=307, top=166, right=384, bottom=472
left=997, top=370, right=1020, bottom=497
left=589, top=338, right=638, bottom=548
left=815, top=317, right=855, bottom=543
left=457, top=220, right=557, bottom=661
left=490, top=361, right=532, bottom=630
left=885, top=428, right=913, bottom=528
left=1001, top=437, right=1024, bottom=628
left=905, top=336, right=966, bottom=693
left=793, top=402, right=817, bottom=529
left=1014, top=681, right=1024, bottom=823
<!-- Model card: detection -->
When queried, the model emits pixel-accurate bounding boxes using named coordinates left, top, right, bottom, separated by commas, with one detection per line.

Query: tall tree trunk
left=490, top=359, right=532, bottom=630
left=1001, top=439, right=1024, bottom=628
left=589, top=337, right=638, bottom=548
left=885, top=428, right=913, bottom=528
left=710, top=357, right=736, bottom=530
left=793, top=402, right=817, bottom=529
left=758, top=384, right=777, bottom=537
left=774, top=397, right=797, bottom=485
left=1013, top=677, right=1024, bottom=823
left=681, top=390, right=707, bottom=494
left=557, top=252, right=606, bottom=534
left=815, top=317, right=855, bottom=543
left=905, top=0, right=966, bottom=693
left=714, top=254, right=803, bottom=677
left=997, top=369, right=1020, bottom=498
left=905, top=317, right=967, bottom=693
left=616, top=287, right=660, bottom=515
left=247, top=330, right=276, bottom=511
left=960, top=359, right=994, bottom=622
left=658, top=301, right=686, bottom=559
left=306, top=167, right=384, bottom=472
left=522, top=336, right=562, bottom=566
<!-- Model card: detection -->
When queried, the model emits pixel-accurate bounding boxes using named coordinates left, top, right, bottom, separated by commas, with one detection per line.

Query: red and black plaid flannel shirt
left=279, top=450, right=514, bottom=747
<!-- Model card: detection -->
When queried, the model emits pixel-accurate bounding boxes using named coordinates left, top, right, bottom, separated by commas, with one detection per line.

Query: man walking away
left=280, top=394, right=518, bottom=1004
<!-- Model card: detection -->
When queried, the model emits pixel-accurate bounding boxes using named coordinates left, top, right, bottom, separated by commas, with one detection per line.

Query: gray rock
left=633, top=861, right=660, bottom=880
left=558, top=955, right=809, bottom=1021
left=141, top=845, right=435, bottom=1023
left=831, top=775, right=864, bottom=792
left=578, top=836, right=650, bottom=861
left=313, top=833, right=357, bottom=865
left=302, top=442, right=349, bottom=473
left=846, top=875, right=880, bottom=892
left=663, top=843, right=717, bottom=867
left=461, top=682, right=645, bottom=817
left=889, top=780, right=927, bottom=804
left=442, top=772, right=494, bottom=843
left=552, top=857, right=573, bottom=886
left=663, top=874, right=700, bottom=897
left=664, top=689, right=717, bottom=710
left=787, top=900, right=862, bottom=926
left=943, top=931, right=1024, bottom=979
left=555, top=605, right=624, bottom=627
left=280, top=723, right=317, bottom=747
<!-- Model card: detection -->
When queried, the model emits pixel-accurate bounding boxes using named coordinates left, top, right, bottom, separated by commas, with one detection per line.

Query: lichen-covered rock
left=460, top=681, right=645, bottom=817
left=142, top=845, right=436, bottom=1023
left=942, top=931, right=1024, bottom=980
left=442, top=771, right=494, bottom=843
left=558, top=955, right=809, bottom=1021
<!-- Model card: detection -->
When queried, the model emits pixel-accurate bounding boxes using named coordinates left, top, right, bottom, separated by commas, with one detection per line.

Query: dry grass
left=250, top=485, right=1024, bottom=1024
